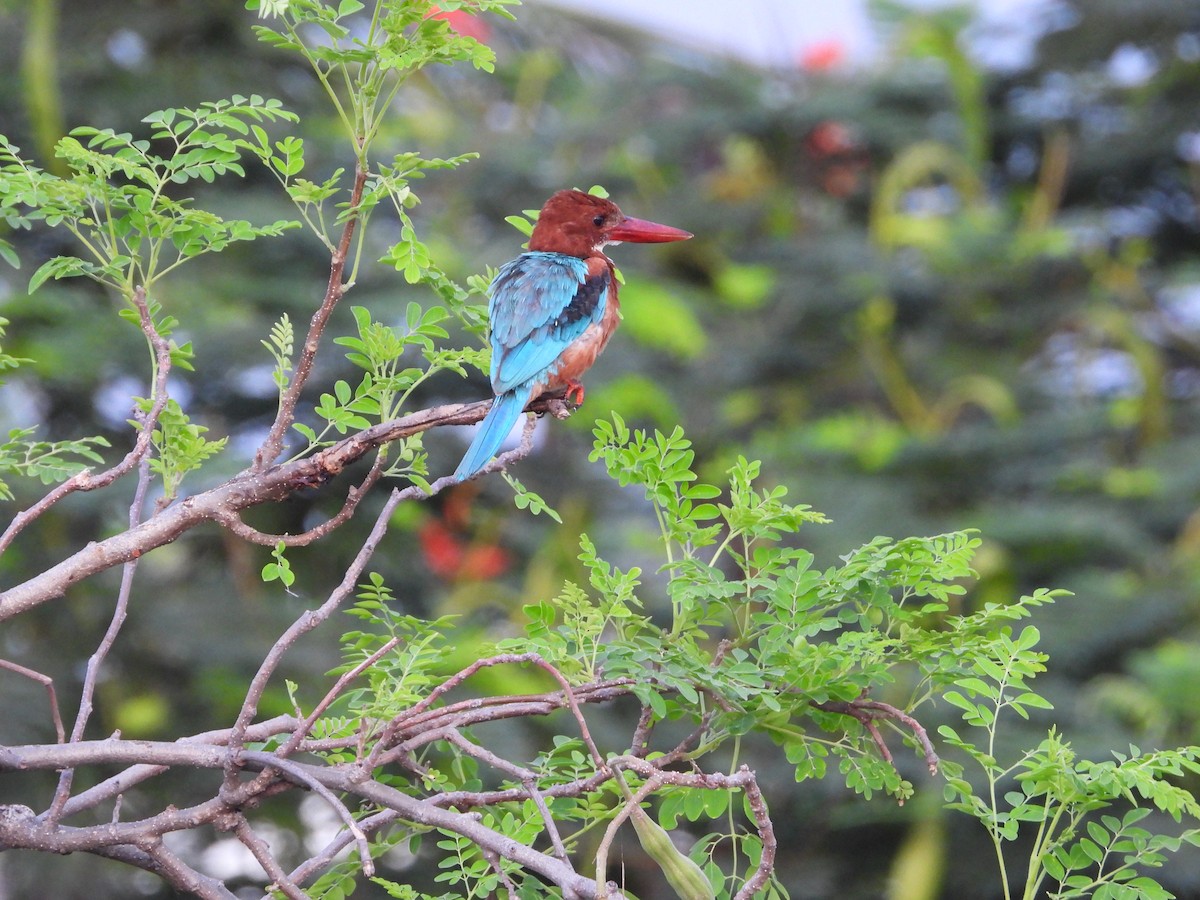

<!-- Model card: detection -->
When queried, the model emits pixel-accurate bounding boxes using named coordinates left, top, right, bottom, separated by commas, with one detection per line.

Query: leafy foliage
left=3, top=1, right=1200, bottom=898
left=939, top=630, right=1200, bottom=900
left=291, top=414, right=1200, bottom=898
left=0, top=97, right=299, bottom=297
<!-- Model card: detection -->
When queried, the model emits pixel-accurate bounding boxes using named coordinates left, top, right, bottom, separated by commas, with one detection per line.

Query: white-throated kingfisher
left=453, top=190, right=692, bottom=480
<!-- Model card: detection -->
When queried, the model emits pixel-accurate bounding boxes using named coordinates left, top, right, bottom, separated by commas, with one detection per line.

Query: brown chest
left=545, top=271, right=621, bottom=392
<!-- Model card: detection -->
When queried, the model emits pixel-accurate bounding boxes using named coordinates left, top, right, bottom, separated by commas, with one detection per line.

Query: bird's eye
left=592, top=215, right=605, bottom=227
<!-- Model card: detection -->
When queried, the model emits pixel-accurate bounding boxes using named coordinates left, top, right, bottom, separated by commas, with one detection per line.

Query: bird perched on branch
left=453, top=190, right=692, bottom=480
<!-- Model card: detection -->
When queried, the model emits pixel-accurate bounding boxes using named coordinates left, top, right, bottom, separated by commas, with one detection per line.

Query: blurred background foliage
left=3, top=0, right=1200, bottom=897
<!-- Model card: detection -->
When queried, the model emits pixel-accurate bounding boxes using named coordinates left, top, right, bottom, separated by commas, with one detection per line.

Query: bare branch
left=0, top=691, right=777, bottom=900
left=58, top=715, right=298, bottom=820
left=259, top=755, right=374, bottom=877
left=340, top=767, right=597, bottom=899
left=46, top=453, right=156, bottom=823
left=232, top=816, right=307, bottom=900
left=216, top=447, right=388, bottom=547
left=813, top=696, right=940, bottom=775
left=0, top=393, right=569, bottom=622
left=442, top=729, right=571, bottom=864
left=3, top=742, right=602, bottom=899
left=0, top=659, right=64, bottom=742
left=367, top=652, right=609, bottom=773
left=143, top=839, right=240, bottom=900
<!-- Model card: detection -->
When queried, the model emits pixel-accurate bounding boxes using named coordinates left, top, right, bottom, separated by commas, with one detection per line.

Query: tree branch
left=215, top=447, right=388, bottom=547
left=232, top=815, right=307, bottom=900
left=0, top=389, right=577, bottom=622
left=56, top=715, right=297, bottom=820
left=0, top=286, right=172, bottom=556
left=813, top=696, right=940, bottom=775
left=0, top=395, right=566, bottom=621
left=47, top=452, right=155, bottom=823
left=275, top=808, right=401, bottom=897
left=143, top=839, right=239, bottom=900
left=258, top=755, right=374, bottom=877
left=0, top=659, right=64, bottom=743
left=254, top=164, right=369, bottom=472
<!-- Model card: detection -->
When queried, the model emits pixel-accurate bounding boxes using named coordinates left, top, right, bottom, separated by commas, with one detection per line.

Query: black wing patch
left=553, top=274, right=607, bottom=330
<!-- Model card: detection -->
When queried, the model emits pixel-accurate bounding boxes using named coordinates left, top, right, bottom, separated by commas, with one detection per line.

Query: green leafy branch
left=278, top=302, right=483, bottom=487
left=939, top=626, right=1200, bottom=900
left=282, top=413, right=1200, bottom=899
left=250, top=0, right=515, bottom=164
left=0, top=96, right=299, bottom=298
left=134, top=398, right=228, bottom=502
left=0, top=427, right=110, bottom=502
left=246, top=0, right=506, bottom=293
left=241, top=1, right=507, bottom=470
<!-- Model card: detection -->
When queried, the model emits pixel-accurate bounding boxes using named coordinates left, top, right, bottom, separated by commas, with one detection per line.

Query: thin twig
left=142, top=839, right=240, bottom=900
left=0, top=286, right=172, bottom=556
left=232, top=815, right=308, bottom=900
left=359, top=679, right=638, bottom=772
left=45, top=450, right=155, bottom=824
left=813, top=696, right=939, bottom=775
left=254, top=164, right=369, bottom=472
left=481, top=843, right=522, bottom=899
left=628, top=705, right=655, bottom=757
left=0, top=659, right=64, bottom=742
left=365, top=653, right=605, bottom=772
left=222, top=484, right=410, bottom=789
left=260, top=755, right=375, bottom=878
left=442, top=729, right=571, bottom=864
left=343, top=767, right=595, bottom=898
left=275, top=635, right=400, bottom=758
left=274, top=808, right=400, bottom=898
left=216, top=449, right=388, bottom=547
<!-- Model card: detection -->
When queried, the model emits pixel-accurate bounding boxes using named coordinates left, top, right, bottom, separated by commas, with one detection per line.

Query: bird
left=453, top=189, right=692, bottom=480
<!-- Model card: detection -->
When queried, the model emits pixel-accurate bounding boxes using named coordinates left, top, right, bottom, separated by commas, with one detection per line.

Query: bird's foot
left=563, top=379, right=586, bottom=407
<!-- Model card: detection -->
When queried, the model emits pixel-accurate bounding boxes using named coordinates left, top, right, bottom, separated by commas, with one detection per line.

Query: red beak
left=608, top=216, right=693, bottom=243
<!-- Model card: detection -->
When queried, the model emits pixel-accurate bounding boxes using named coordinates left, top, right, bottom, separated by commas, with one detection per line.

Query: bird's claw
left=564, top=380, right=585, bottom=407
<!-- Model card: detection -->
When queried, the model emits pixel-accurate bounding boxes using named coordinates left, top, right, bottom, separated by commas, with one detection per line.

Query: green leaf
left=28, top=255, right=87, bottom=293
left=503, top=472, right=563, bottom=523
left=0, top=240, right=18, bottom=269
left=504, top=214, right=534, bottom=237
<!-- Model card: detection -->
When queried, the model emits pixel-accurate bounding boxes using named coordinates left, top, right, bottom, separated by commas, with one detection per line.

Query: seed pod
left=628, top=805, right=717, bottom=900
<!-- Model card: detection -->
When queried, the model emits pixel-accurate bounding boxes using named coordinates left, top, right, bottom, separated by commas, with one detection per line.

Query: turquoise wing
left=488, top=251, right=609, bottom=393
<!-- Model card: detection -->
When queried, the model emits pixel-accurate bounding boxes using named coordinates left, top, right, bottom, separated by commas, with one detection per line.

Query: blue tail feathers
left=453, top=390, right=531, bottom=480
